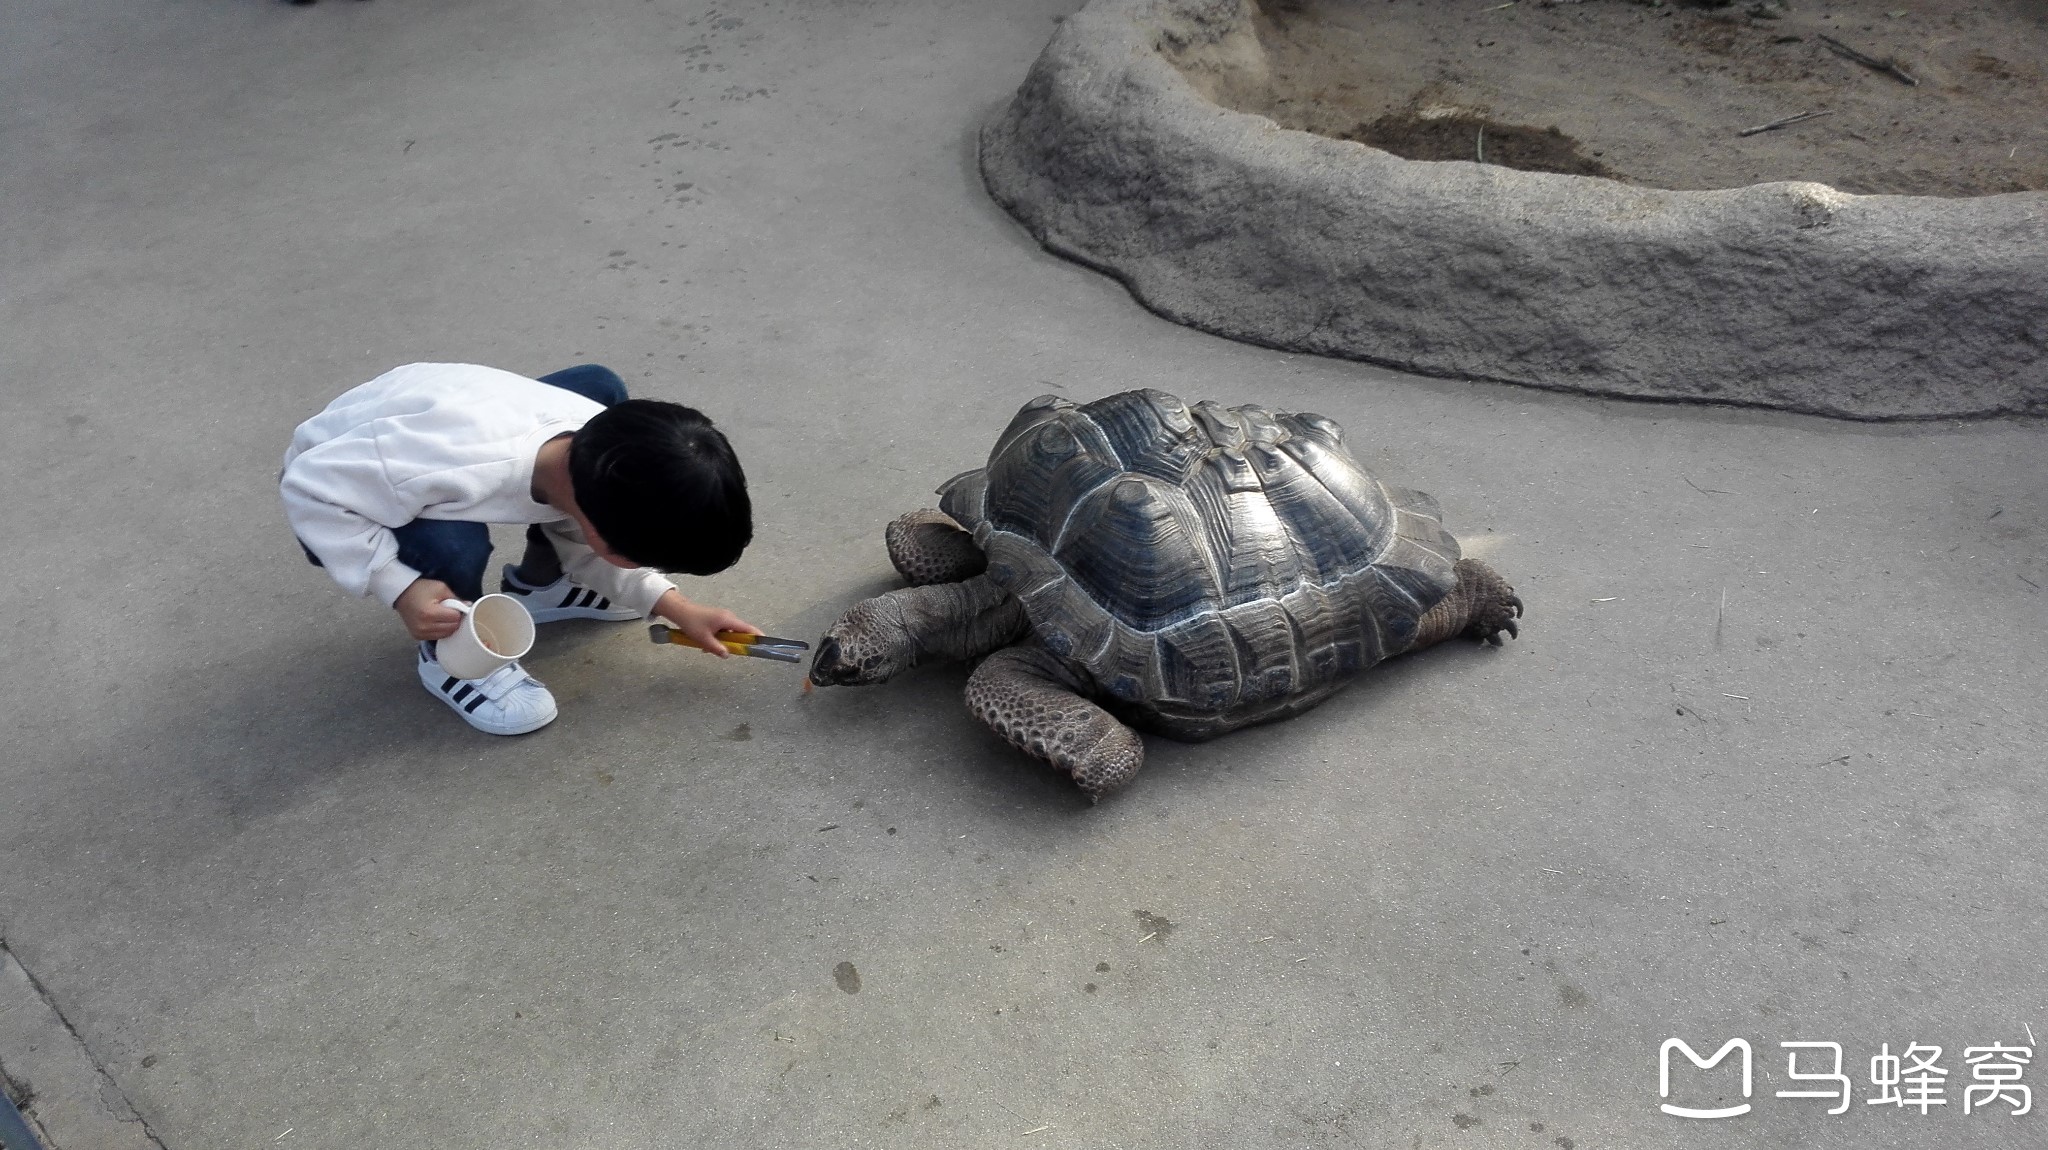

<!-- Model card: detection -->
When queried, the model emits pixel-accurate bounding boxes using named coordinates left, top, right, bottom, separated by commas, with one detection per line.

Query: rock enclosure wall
left=979, top=0, right=2048, bottom=419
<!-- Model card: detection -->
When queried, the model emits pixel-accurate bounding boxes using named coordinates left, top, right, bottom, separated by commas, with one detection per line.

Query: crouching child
left=282, top=362, right=757, bottom=734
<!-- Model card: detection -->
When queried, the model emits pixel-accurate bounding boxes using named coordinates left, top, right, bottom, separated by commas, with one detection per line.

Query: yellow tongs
left=648, top=624, right=809, bottom=663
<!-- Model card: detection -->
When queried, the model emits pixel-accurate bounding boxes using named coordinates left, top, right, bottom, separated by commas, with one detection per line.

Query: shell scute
left=1153, top=612, right=1238, bottom=712
left=1250, top=443, right=1382, bottom=580
left=1082, top=389, right=1208, bottom=485
left=1276, top=410, right=1346, bottom=451
left=1220, top=597, right=1301, bottom=705
left=1053, top=475, right=1220, bottom=629
left=980, top=414, right=1123, bottom=552
left=1185, top=459, right=1309, bottom=610
left=1372, top=532, right=1460, bottom=609
left=987, top=394, right=1066, bottom=460
left=1189, top=400, right=1250, bottom=451
left=1015, top=560, right=1114, bottom=665
left=1276, top=435, right=1393, bottom=553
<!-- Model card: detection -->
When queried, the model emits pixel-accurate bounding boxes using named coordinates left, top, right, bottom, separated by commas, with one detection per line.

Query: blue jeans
left=301, top=364, right=627, bottom=601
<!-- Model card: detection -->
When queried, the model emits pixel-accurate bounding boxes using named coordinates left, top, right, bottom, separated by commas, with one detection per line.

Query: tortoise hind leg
left=965, top=647, right=1143, bottom=801
left=1410, top=558, right=1523, bottom=651
left=885, top=509, right=987, bottom=586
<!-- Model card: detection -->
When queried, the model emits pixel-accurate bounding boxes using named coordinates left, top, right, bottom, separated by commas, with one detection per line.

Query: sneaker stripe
left=557, top=588, right=581, bottom=609
left=441, top=675, right=460, bottom=694
left=463, top=693, right=489, bottom=714
left=580, top=589, right=600, bottom=609
left=452, top=683, right=474, bottom=703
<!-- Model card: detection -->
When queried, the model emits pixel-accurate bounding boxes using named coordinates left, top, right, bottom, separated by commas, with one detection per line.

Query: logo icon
left=1661, top=1038, right=1754, bottom=1119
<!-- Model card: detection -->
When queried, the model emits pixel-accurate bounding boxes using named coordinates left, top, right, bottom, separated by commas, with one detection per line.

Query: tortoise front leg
left=965, top=646, right=1144, bottom=801
left=1409, top=558, right=1524, bottom=651
left=885, top=509, right=987, bottom=586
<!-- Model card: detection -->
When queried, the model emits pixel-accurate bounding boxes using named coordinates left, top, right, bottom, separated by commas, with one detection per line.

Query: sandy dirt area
left=1201, top=0, right=2047, bottom=196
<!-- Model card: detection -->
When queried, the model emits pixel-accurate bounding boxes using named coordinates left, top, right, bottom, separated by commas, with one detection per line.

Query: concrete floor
left=2, top=1, right=2044, bottom=1148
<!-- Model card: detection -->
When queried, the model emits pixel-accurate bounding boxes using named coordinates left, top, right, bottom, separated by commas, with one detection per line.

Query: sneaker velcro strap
left=471, top=662, right=538, bottom=701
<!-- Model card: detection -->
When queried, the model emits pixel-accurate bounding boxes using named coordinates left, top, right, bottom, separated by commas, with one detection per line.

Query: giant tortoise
left=809, top=389, right=1522, bottom=798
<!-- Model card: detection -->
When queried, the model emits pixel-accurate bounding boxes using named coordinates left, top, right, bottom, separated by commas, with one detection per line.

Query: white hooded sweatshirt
left=281, top=362, right=672, bottom=614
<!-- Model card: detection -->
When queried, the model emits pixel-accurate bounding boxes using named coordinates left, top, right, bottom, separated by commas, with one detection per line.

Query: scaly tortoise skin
left=811, top=389, right=1522, bottom=799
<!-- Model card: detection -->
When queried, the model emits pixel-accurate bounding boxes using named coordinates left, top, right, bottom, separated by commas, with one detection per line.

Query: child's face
left=589, top=532, right=639, bottom=570
left=570, top=507, right=640, bottom=570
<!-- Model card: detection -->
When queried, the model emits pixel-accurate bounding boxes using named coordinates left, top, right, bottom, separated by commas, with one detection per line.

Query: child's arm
left=650, top=588, right=759, bottom=659
left=283, top=444, right=471, bottom=640
left=280, top=448, right=429, bottom=608
left=536, top=522, right=757, bottom=656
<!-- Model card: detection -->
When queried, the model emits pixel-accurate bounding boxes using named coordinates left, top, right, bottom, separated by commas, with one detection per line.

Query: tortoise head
left=808, top=596, right=914, bottom=687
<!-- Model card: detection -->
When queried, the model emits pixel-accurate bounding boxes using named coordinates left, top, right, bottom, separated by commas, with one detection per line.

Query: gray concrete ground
left=1, top=1, right=2043, bottom=1148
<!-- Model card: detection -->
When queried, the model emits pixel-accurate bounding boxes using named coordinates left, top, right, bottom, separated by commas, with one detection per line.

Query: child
left=282, top=362, right=758, bottom=734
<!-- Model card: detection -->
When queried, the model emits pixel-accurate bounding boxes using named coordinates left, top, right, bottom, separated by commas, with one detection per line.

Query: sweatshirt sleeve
left=539, top=520, right=675, bottom=617
left=280, top=441, right=426, bottom=607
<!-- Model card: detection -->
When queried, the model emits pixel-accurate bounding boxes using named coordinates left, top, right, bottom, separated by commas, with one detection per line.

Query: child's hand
left=654, top=589, right=760, bottom=658
left=395, top=578, right=466, bottom=641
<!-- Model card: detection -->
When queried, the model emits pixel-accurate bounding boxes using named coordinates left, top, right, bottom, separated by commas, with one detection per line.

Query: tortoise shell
left=938, top=390, right=1462, bottom=736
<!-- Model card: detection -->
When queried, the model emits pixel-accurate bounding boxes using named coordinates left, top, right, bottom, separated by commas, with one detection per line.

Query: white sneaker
left=499, top=565, right=642, bottom=623
left=416, top=642, right=558, bottom=735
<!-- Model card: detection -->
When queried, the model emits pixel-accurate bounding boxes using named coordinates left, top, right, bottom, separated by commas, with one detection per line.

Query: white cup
left=435, top=594, right=536, bottom=680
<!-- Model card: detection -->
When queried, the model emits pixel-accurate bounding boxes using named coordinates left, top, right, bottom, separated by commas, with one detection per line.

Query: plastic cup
left=436, top=594, right=536, bottom=680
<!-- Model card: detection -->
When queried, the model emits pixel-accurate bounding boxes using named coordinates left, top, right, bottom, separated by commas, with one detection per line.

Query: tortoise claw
left=1469, top=590, right=1521, bottom=647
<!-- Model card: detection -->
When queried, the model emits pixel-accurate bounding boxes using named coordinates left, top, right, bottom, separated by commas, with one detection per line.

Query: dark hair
left=568, top=399, right=752, bottom=575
